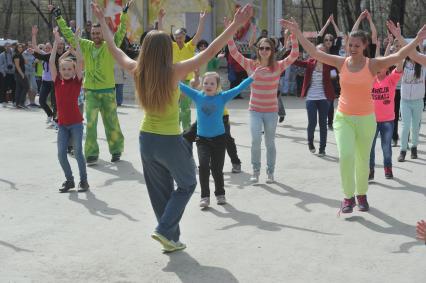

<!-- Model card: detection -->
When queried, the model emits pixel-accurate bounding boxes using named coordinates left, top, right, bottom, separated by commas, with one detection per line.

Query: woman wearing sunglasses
left=226, top=21, right=299, bottom=183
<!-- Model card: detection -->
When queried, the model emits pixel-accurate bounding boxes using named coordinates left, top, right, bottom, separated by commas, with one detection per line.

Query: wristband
left=52, top=7, right=62, bottom=18
left=123, top=3, right=130, bottom=13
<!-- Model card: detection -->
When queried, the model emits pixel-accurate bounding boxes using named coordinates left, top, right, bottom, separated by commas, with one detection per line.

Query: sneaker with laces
left=199, top=197, right=210, bottom=208
left=249, top=172, right=259, bottom=183
left=78, top=180, right=90, bottom=192
left=384, top=167, right=393, bottom=179
left=231, top=163, right=241, bottom=173
left=368, top=169, right=374, bottom=181
left=411, top=147, right=418, bottom=159
left=308, top=143, right=316, bottom=153
left=341, top=197, right=356, bottom=214
left=111, top=153, right=121, bottom=162
left=46, top=116, right=52, bottom=124
left=356, top=195, right=369, bottom=212
left=398, top=151, right=406, bottom=162
left=59, top=180, right=75, bottom=193
left=151, top=231, right=175, bottom=251
left=318, top=149, right=325, bottom=157
left=216, top=195, right=226, bottom=205
left=266, top=173, right=274, bottom=184
left=86, top=156, right=98, bottom=166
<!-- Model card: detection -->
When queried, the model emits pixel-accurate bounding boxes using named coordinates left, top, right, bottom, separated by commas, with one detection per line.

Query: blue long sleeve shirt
left=179, top=76, right=253, bottom=137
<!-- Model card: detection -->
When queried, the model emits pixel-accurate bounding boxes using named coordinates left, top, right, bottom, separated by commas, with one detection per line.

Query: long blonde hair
left=134, top=30, right=174, bottom=113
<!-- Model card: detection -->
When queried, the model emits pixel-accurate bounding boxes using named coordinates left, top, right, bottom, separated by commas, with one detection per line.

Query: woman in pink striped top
left=228, top=29, right=299, bottom=183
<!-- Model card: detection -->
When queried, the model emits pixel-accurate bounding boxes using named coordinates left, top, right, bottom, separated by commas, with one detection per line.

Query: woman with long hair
left=13, top=43, right=30, bottom=109
left=281, top=18, right=426, bottom=213
left=227, top=20, right=299, bottom=183
left=92, top=2, right=253, bottom=253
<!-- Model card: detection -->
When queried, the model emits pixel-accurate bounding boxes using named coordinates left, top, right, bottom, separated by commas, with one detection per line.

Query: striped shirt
left=228, top=35, right=299, bottom=112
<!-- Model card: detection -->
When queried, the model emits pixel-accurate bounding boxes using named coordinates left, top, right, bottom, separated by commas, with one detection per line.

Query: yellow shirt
left=173, top=39, right=195, bottom=81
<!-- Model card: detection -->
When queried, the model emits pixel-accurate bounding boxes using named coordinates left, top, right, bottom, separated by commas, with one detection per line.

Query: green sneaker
left=162, top=240, right=187, bottom=253
left=151, top=232, right=186, bottom=253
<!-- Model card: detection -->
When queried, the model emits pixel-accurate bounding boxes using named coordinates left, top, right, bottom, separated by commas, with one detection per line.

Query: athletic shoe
left=163, top=240, right=187, bottom=253
left=250, top=172, right=259, bottom=183
left=328, top=124, right=333, bottom=131
left=151, top=231, right=186, bottom=253
left=46, top=116, right=52, bottom=124
left=231, top=163, right=241, bottom=173
left=356, top=195, right=369, bottom=212
left=384, top=167, right=393, bottom=179
left=59, top=180, right=75, bottom=193
left=397, top=151, right=406, bottom=162
left=368, top=169, right=374, bottom=181
left=2, top=102, right=6, bottom=108
left=78, top=180, right=90, bottom=192
left=308, top=143, right=316, bottom=153
left=411, top=147, right=418, bottom=159
left=111, top=153, right=121, bottom=162
left=318, top=150, right=325, bottom=157
left=266, top=173, right=274, bottom=184
left=340, top=197, right=356, bottom=214
left=216, top=195, right=226, bottom=205
left=279, top=116, right=285, bottom=123
left=392, top=139, right=398, bottom=147
left=199, top=197, right=210, bottom=208
left=67, top=146, right=73, bottom=155
left=86, top=156, right=98, bottom=166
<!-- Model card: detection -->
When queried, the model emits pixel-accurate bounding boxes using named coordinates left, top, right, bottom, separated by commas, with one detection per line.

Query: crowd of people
left=1, top=1, right=426, bottom=252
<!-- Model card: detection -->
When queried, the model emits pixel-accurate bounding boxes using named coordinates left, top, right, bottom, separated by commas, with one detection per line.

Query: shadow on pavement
left=0, top=178, right=18, bottom=190
left=372, top=177, right=426, bottom=198
left=163, top=251, right=239, bottom=282
left=0, top=240, right=33, bottom=253
left=68, top=190, right=138, bottom=222
left=224, top=171, right=254, bottom=189
left=89, top=160, right=145, bottom=186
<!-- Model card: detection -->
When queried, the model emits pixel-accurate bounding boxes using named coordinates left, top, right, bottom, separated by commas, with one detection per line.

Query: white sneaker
left=216, top=195, right=227, bottom=205
left=250, top=172, right=259, bottom=183
left=199, top=197, right=210, bottom=208
left=46, top=116, right=52, bottom=124
left=266, top=174, right=274, bottom=184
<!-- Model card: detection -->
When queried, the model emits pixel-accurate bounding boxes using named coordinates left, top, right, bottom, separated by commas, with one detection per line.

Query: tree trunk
left=340, top=0, right=354, bottom=31
left=389, top=0, right=406, bottom=34
left=305, top=0, right=321, bottom=32
left=322, top=0, right=338, bottom=35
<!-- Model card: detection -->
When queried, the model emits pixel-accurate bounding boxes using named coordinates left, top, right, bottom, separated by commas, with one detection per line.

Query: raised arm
left=278, top=34, right=299, bottom=72
left=73, top=28, right=83, bottom=80
left=352, top=10, right=367, bottom=32
left=330, top=14, right=341, bottom=36
left=157, top=8, right=165, bottom=31
left=50, top=28, right=60, bottom=82
left=191, top=11, right=207, bottom=46
left=248, top=23, right=257, bottom=48
left=178, top=81, right=202, bottom=101
left=31, top=26, right=43, bottom=54
left=366, top=11, right=377, bottom=44
left=175, top=4, right=254, bottom=82
left=370, top=24, right=426, bottom=73
left=91, top=2, right=137, bottom=74
left=281, top=18, right=345, bottom=70
left=318, top=16, right=331, bottom=37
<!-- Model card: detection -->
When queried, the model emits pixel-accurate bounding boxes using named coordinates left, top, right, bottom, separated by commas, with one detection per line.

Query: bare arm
left=330, top=15, right=341, bottom=36
left=248, top=24, right=257, bottom=48
left=73, top=28, right=83, bottom=80
left=58, top=50, right=72, bottom=62
left=351, top=11, right=366, bottom=32
left=191, top=11, right=207, bottom=46
left=366, top=11, right=378, bottom=44
left=318, top=16, right=331, bottom=37
left=281, top=18, right=345, bottom=70
left=50, top=29, right=60, bottom=82
left=157, top=8, right=165, bottom=31
left=92, top=2, right=137, bottom=74
left=31, top=26, right=42, bottom=54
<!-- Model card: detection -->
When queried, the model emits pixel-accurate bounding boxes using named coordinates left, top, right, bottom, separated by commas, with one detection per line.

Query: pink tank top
left=338, top=57, right=375, bottom=116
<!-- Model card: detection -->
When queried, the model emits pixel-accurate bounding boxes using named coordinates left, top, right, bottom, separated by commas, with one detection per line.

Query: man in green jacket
left=50, top=2, right=130, bottom=165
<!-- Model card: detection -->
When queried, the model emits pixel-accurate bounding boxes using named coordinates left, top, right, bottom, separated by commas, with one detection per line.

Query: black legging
left=39, top=80, right=55, bottom=118
left=14, top=74, right=29, bottom=106
left=393, top=89, right=401, bottom=141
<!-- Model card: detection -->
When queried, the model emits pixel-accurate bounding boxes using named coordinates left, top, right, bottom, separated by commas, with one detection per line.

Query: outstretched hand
left=158, top=8, right=166, bottom=19
left=32, top=25, right=39, bottom=36
left=232, top=4, right=253, bottom=27
left=223, top=17, right=232, bottom=29
left=386, top=20, right=401, bottom=38
left=415, top=24, right=426, bottom=41
left=416, top=220, right=426, bottom=242
left=200, top=10, right=207, bottom=21
left=279, top=18, right=300, bottom=34
left=91, top=1, right=105, bottom=21
left=53, top=27, right=61, bottom=40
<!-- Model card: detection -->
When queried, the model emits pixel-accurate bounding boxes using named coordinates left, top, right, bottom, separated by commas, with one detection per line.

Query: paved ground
left=1, top=97, right=425, bottom=282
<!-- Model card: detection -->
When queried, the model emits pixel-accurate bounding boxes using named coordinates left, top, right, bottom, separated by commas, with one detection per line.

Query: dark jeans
left=14, top=74, right=29, bottom=106
left=39, top=80, right=55, bottom=117
left=277, top=92, right=286, bottom=117
left=230, top=71, right=248, bottom=99
left=115, top=83, right=123, bottom=106
left=57, top=123, right=87, bottom=181
left=306, top=99, right=330, bottom=150
left=0, top=73, right=16, bottom=102
left=139, top=132, right=197, bottom=242
left=183, top=115, right=241, bottom=165
left=35, top=76, right=42, bottom=93
left=328, top=99, right=334, bottom=126
left=393, top=89, right=401, bottom=141
left=196, top=134, right=226, bottom=198
left=370, top=121, right=394, bottom=169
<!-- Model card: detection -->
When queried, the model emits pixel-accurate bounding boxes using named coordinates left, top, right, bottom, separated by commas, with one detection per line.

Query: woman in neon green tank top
left=281, top=18, right=426, bottom=214
left=92, top=2, right=254, bottom=253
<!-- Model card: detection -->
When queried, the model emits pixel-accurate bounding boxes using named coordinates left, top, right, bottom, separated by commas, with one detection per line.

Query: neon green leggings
left=334, top=111, right=376, bottom=198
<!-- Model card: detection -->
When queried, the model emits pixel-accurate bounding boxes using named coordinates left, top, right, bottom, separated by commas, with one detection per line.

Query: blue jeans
left=250, top=111, right=278, bottom=174
left=115, top=84, right=123, bottom=106
left=369, top=121, right=394, bottom=169
left=400, top=99, right=423, bottom=150
left=306, top=99, right=330, bottom=150
left=57, top=123, right=87, bottom=181
left=139, top=132, right=197, bottom=242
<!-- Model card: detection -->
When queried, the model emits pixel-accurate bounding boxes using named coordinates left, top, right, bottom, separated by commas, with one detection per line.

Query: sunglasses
left=258, top=46, right=271, bottom=51
left=324, top=38, right=333, bottom=42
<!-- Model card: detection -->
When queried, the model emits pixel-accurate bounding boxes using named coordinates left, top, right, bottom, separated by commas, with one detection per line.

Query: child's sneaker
left=231, top=163, right=241, bottom=173
left=384, top=167, right=393, bottom=179
left=266, top=173, right=274, bottom=184
left=308, top=143, right=316, bottom=153
left=249, top=172, right=259, bottom=183
left=368, top=169, right=374, bottom=181
left=356, top=195, right=369, bottom=212
left=78, top=180, right=90, bottom=192
left=216, top=195, right=226, bottom=205
left=411, top=147, right=418, bottom=159
left=340, top=197, right=356, bottom=214
left=199, top=197, right=210, bottom=208
left=59, top=180, right=75, bottom=193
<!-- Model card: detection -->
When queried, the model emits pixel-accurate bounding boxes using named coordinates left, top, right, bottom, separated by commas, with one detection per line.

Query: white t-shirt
left=401, top=61, right=425, bottom=100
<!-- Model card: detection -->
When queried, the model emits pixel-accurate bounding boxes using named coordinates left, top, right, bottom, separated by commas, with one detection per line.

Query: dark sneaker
left=231, top=163, right=241, bottom=173
left=111, top=153, right=121, bottom=162
left=368, top=169, right=374, bottom=181
left=78, top=180, right=90, bottom=192
left=59, top=180, right=75, bottom=193
left=384, top=167, right=393, bottom=179
left=328, top=124, right=334, bottom=131
left=356, top=195, right=369, bottom=212
left=411, top=147, right=418, bottom=159
left=308, top=143, right=316, bottom=153
left=67, top=146, right=74, bottom=155
left=397, top=151, right=406, bottom=162
left=392, top=139, right=398, bottom=147
left=318, top=149, right=325, bottom=157
left=278, top=116, right=285, bottom=123
left=341, top=197, right=356, bottom=214
left=86, top=156, right=98, bottom=166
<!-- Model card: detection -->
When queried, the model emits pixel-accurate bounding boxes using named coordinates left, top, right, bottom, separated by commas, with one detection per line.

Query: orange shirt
left=338, top=57, right=375, bottom=116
